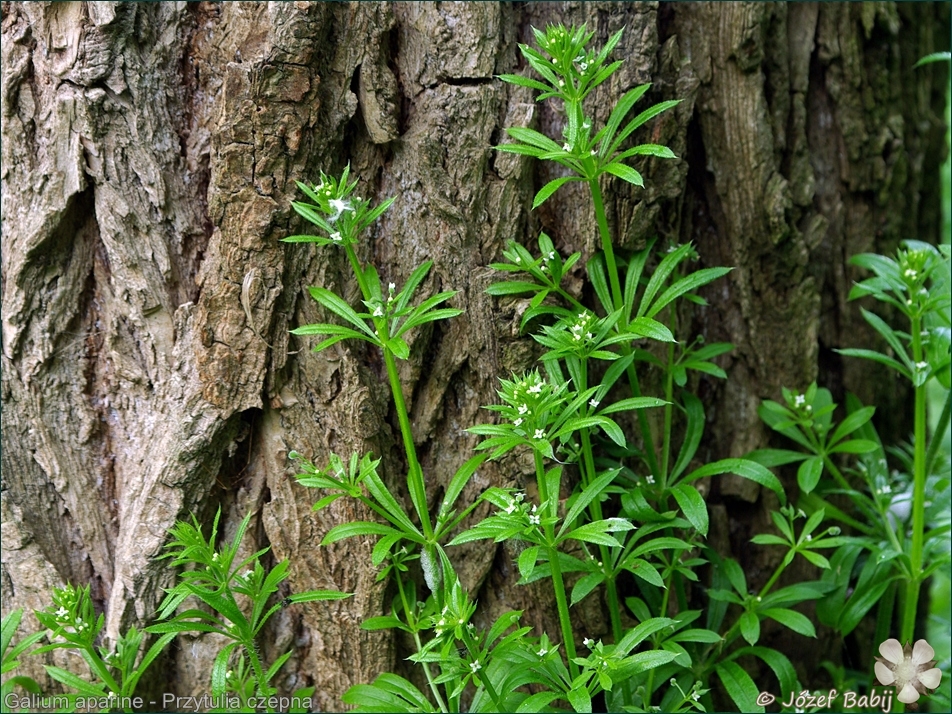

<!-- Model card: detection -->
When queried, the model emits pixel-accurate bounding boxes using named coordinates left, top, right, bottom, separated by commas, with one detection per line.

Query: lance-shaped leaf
left=307, top=287, right=377, bottom=339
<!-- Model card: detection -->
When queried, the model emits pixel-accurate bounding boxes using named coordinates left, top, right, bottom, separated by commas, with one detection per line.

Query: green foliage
left=144, top=508, right=347, bottom=712
left=5, top=22, right=947, bottom=714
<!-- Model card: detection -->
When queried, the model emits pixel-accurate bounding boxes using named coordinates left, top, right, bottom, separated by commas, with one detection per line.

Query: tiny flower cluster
left=491, top=371, right=565, bottom=439
left=498, top=492, right=548, bottom=532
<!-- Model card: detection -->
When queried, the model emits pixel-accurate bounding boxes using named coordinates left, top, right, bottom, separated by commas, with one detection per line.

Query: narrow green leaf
left=571, top=572, right=605, bottom=606
left=44, top=666, right=107, bottom=697
left=797, top=456, right=824, bottom=494
left=683, top=458, right=785, bottom=504
left=828, top=406, right=875, bottom=446
left=600, top=84, right=651, bottom=156
left=322, top=522, right=400, bottom=546
left=486, top=281, right=545, bottom=296
left=533, top=176, right=577, bottom=208
left=835, top=348, right=910, bottom=377
left=627, top=316, right=675, bottom=342
left=361, top=616, right=410, bottom=632
left=828, top=439, right=879, bottom=454
left=603, top=162, right=644, bottom=187
left=647, top=267, right=732, bottom=319
left=671, top=392, right=704, bottom=480
left=211, top=642, right=240, bottom=696
left=762, top=608, right=816, bottom=638
left=308, top=287, right=376, bottom=338
left=561, top=470, right=619, bottom=535
left=597, top=396, right=668, bottom=415
left=715, top=661, right=764, bottom=713
left=518, top=546, right=539, bottom=581
left=441, top=453, right=488, bottom=515
left=670, top=483, right=708, bottom=536
left=497, top=73, right=552, bottom=92
left=739, top=611, right=760, bottom=645
left=507, top=126, right=563, bottom=152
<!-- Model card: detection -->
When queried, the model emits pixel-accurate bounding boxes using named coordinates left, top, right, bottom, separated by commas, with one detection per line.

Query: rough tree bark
left=2, top=1, right=948, bottom=708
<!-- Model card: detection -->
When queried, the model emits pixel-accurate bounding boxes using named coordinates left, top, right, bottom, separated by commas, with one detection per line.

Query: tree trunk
left=2, top=1, right=947, bottom=707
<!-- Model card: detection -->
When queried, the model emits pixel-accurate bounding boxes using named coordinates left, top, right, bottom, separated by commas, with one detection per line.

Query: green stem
left=660, top=344, right=675, bottom=490
left=460, top=628, right=504, bottom=711
left=383, top=347, right=434, bottom=542
left=395, top=573, right=447, bottom=711
left=534, top=450, right=579, bottom=681
left=901, top=314, right=928, bottom=642
left=577, top=360, right=632, bottom=706
left=588, top=179, right=623, bottom=312
left=587, top=179, right=661, bottom=478
left=644, top=573, right=674, bottom=708
left=245, top=640, right=274, bottom=713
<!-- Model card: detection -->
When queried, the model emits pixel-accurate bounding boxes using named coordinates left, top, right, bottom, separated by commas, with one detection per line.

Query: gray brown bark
left=2, top=1, right=948, bottom=707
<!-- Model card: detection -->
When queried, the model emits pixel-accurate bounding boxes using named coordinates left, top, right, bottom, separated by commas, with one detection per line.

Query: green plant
left=753, top=240, right=951, bottom=709
left=2, top=609, right=43, bottom=704
left=25, top=584, right=174, bottom=711
left=283, top=24, right=844, bottom=714
left=144, top=508, right=348, bottom=713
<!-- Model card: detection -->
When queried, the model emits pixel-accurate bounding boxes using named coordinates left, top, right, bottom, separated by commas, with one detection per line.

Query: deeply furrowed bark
left=2, top=1, right=947, bottom=706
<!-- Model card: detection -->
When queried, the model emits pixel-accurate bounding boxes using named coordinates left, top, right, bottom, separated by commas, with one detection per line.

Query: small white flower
left=881, top=484, right=892, bottom=495
left=586, top=332, right=593, bottom=339
left=582, top=121, right=591, bottom=130
left=573, top=333, right=583, bottom=341
left=562, top=143, right=571, bottom=151
left=794, top=394, right=806, bottom=407
left=916, top=361, right=929, bottom=371
left=875, top=639, right=943, bottom=703
left=438, top=618, right=446, bottom=627
left=373, top=305, right=384, bottom=318
left=583, top=638, right=595, bottom=648
left=547, top=251, right=556, bottom=260
left=692, top=691, right=701, bottom=702
left=514, top=492, right=525, bottom=502
left=529, top=514, right=541, bottom=525
left=212, top=553, right=219, bottom=562
left=330, top=231, right=342, bottom=242
left=459, top=618, right=466, bottom=626
left=534, top=429, right=545, bottom=439
left=590, top=149, right=597, bottom=156
left=580, top=62, right=588, bottom=71
left=589, top=399, right=600, bottom=408
left=646, top=474, right=655, bottom=484
left=388, top=282, right=395, bottom=291
left=904, top=269, right=918, bottom=279
left=514, top=418, right=523, bottom=426
left=528, top=383, right=543, bottom=394
left=505, top=502, right=517, bottom=514
left=518, top=404, right=529, bottom=415
left=805, top=534, right=812, bottom=542
left=467, top=622, right=476, bottom=631
left=558, top=80, right=565, bottom=87
left=226, top=670, right=233, bottom=680
left=470, top=660, right=482, bottom=674
left=328, top=198, right=354, bottom=222
left=537, top=647, right=548, bottom=657
left=55, top=607, right=68, bottom=619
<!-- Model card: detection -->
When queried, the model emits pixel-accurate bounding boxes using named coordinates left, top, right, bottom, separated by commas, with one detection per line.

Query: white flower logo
left=874, top=638, right=942, bottom=704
